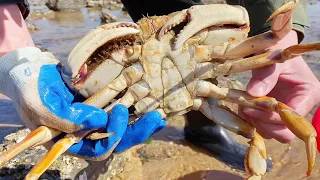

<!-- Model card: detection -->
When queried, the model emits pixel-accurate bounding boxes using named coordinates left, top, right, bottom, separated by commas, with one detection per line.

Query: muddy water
left=0, top=1, right=320, bottom=180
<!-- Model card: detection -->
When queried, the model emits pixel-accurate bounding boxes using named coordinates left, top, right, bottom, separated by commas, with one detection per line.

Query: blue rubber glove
left=114, top=110, right=166, bottom=152
left=38, top=64, right=108, bottom=132
left=67, top=105, right=166, bottom=158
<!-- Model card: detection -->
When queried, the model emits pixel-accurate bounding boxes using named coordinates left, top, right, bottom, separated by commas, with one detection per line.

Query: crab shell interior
left=61, top=4, right=250, bottom=114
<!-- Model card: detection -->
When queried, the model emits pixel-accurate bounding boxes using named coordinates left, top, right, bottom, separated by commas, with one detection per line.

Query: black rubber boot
left=185, top=110, right=273, bottom=172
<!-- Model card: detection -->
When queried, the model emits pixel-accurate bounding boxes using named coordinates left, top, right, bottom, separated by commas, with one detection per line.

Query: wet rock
left=45, top=0, right=123, bottom=11
left=137, top=141, right=179, bottom=163
left=86, top=0, right=105, bottom=7
left=27, top=23, right=41, bottom=32
left=86, top=0, right=123, bottom=10
left=46, top=0, right=87, bottom=11
left=100, top=11, right=117, bottom=23
left=122, top=6, right=127, bottom=12
left=77, top=152, right=130, bottom=180
left=36, top=45, right=49, bottom=52
left=26, top=9, right=56, bottom=21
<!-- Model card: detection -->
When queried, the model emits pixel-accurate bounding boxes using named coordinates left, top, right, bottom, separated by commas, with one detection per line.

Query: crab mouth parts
left=72, top=35, right=137, bottom=85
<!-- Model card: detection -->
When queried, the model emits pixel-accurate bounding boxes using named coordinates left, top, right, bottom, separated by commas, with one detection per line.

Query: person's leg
left=120, top=0, right=272, bottom=171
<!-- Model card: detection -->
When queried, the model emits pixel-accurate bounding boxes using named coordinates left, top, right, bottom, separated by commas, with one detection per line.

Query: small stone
left=46, top=0, right=87, bottom=11
left=24, top=164, right=32, bottom=169
left=26, top=23, right=40, bottom=32
left=16, top=136, right=25, bottom=143
left=100, top=12, right=117, bottom=24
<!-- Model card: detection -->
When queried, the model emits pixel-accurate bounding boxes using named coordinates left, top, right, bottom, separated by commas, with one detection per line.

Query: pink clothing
left=0, top=4, right=34, bottom=56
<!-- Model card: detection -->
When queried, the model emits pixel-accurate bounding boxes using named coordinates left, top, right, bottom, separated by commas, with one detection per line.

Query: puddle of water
left=0, top=95, right=23, bottom=143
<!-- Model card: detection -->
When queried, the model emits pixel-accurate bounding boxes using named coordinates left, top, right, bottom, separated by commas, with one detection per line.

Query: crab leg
left=103, top=80, right=152, bottom=112
left=195, top=43, right=320, bottom=79
left=24, top=126, right=123, bottom=180
left=84, top=62, right=144, bottom=108
left=195, top=81, right=317, bottom=176
left=0, top=126, right=60, bottom=168
left=193, top=98, right=267, bottom=180
left=24, top=130, right=90, bottom=180
left=225, top=89, right=317, bottom=176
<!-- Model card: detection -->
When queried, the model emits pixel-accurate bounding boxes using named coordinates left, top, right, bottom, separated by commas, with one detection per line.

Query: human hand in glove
left=0, top=47, right=166, bottom=165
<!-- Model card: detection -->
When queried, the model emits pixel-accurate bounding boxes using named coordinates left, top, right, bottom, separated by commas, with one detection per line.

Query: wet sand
left=0, top=0, right=320, bottom=179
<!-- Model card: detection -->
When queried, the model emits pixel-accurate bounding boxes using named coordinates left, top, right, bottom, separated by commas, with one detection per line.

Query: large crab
left=1, top=0, right=320, bottom=179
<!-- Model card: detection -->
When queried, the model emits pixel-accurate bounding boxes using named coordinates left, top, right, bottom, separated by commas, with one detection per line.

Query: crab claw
left=187, top=0, right=299, bottom=61
left=86, top=132, right=116, bottom=140
left=158, top=9, right=188, bottom=39
left=61, top=22, right=141, bottom=98
left=158, top=4, right=250, bottom=50
left=265, top=0, right=298, bottom=38
left=275, top=102, right=317, bottom=176
left=245, top=132, right=267, bottom=180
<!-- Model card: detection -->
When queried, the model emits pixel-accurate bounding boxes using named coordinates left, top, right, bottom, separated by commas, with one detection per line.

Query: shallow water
left=1, top=1, right=320, bottom=180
